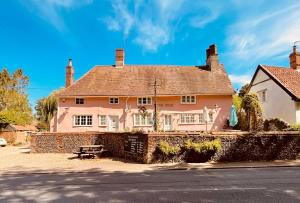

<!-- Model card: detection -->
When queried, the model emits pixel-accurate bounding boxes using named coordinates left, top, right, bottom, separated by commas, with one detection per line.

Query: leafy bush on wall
left=157, top=141, right=180, bottom=156
left=184, top=139, right=221, bottom=153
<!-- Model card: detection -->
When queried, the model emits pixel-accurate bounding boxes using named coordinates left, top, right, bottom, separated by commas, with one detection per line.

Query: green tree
left=238, top=84, right=250, bottom=97
left=35, top=92, right=58, bottom=131
left=241, top=93, right=263, bottom=131
left=0, top=68, right=32, bottom=125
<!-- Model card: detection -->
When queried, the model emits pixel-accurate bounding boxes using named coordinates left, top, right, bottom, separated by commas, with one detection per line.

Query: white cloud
left=103, top=0, right=222, bottom=51
left=225, top=2, right=300, bottom=63
left=23, top=0, right=92, bottom=31
left=134, top=20, right=170, bottom=51
left=229, top=74, right=251, bottom=86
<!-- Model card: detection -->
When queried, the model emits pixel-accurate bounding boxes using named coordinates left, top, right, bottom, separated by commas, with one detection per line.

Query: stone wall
left=146, top=131, right=300, bottom=163
left=30, top=132, right=146, bottom=161
left=30, top=131, right=300, bottom=164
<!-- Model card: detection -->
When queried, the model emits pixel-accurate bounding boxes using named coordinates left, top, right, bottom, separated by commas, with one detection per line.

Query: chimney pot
left=66, top=59, right=74, bottom=87
left=289, top=45, right=300, bottom=71
left=115, top=48, right=125, bottom=67
left=206, top=44, right=219, bottom=71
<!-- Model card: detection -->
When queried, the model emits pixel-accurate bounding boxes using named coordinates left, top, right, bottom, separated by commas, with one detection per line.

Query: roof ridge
left=260, top=64, right=290, bottom=69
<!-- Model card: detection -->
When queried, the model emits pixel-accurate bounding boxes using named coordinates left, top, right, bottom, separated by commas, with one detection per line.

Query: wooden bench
left=73, top=145, right=105, bottom=159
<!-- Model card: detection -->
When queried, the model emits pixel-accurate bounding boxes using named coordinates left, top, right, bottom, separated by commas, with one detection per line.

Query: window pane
left=138, top=98, right=142, bottom=105
left=87, top=116, right=92, bottom=125
left=75, top=116, right=80, bottom=125
left=82, top=116, right=86, bottom=125
left=180, top=115, right=185, bottom=123
left=182, top=96, right=186, bottom=103
left=191, top=96, right=195, bottom=103
left=209, top=113, right=213, bottom=123
left=199, top=113, right=204, bottom=123
left=147, top=97, right=151, bottom=104
left=186, top=96, right=190, bottom=103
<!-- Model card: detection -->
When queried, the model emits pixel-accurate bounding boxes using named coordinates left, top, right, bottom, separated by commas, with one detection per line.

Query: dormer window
left=137, top=97, right=152, bottom=105
left=109, top=97, right=119, bottom=104
left=181, top=96, right=196, bottom=104
left=75, top=98, right=84, bottom=104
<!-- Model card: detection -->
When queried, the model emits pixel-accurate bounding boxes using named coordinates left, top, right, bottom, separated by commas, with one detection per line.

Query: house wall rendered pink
left=51, top=95, right=232, bottom=132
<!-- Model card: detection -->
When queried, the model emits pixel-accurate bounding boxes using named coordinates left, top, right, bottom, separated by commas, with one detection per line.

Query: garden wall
left=30, top=132, right=148, bottom=162
left=30, top=131, right=300, bottom=163
left=147, top=131, right=300, bottom=163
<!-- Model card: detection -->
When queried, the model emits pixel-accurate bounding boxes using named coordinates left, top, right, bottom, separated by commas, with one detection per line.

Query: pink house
left=51, top=45, right=234, bottom=132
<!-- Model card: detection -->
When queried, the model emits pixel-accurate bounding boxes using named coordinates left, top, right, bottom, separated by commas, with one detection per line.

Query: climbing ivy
left=241, top=93, right=263, bottom=131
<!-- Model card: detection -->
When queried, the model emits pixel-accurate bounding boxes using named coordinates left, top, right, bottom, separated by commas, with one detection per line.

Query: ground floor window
left=74, top=115, right=93, bottom=126
left=180, top=114, right=196, bottom=124
left=209, top=112, right=214, bottom=123
left=98, top=115, right=107, bottom=126
left=133, top=114, right=153, bottom=126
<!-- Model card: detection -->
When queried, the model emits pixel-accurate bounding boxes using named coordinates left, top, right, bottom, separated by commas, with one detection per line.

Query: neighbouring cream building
left=249, top=46, right=300, bottom=124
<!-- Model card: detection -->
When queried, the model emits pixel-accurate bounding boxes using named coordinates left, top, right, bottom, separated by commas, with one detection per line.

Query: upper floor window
left=180, top=114, right=196, bottom=124
left=181, top=96, right=196, bottom=104
left=75, top=98, right=84, bottom=104
left=137, top=97, right=152, bottom=105
left=109, top=97, right=119, bottom=104
left=258, top=89, right=267, bottom=102
left=74, top=115, right=92, bottom=126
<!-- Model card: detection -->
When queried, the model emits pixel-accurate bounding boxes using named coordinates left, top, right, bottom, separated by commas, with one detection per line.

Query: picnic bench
left=73, top=145, right=105, bottom=159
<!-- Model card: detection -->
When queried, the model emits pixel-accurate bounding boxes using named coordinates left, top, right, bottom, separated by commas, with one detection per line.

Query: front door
left=108, top=116, right=119, bottom=132
left=164, top=115, right=172, bottom=131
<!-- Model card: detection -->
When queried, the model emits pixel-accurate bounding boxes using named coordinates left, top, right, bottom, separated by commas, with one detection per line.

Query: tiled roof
left=58, top=65, right=234, bottom=97
left=260, top=65, right=300, bottom=100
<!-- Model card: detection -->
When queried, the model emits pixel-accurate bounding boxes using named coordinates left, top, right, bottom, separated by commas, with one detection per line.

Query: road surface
left=0, top=167, right=299, bottom=202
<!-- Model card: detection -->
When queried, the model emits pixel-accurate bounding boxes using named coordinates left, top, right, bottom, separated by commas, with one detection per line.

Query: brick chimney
left=115, top=48, right=125, bottom=67
left=289, top=45, right=300, bottom=71
left=66, top=59, right=74, bottom=88
left=206, top=44, right=219, bottom=71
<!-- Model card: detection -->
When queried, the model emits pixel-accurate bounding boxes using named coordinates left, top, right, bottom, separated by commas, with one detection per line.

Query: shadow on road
left=1, top=167, right=300, bottom=202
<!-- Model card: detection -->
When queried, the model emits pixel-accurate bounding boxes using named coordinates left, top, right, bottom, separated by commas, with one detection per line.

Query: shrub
left=184, top=139, right=221, bottom=153
left=288, top=124, right=300, bottom=131
left=264, top=118, right=289, bottom=131
left=157, top=141, right=180, bottom=156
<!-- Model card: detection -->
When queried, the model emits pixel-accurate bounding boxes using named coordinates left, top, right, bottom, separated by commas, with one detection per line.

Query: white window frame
left=133, top=113, right=153, bottom=126
left=73, top=115, right=93, bottom=127
left=209, top=112, right=214, bottom=123
left=179, top=114, right=196, bottom=124
left=199, top=113, right=205, bottom=124
left=98, top=115, right=107, bottom=126
left=181, top=95, right=196, bottom=104
left=109, top=97, right=119, bottom=104
left=75, top=98, right=84, bottom=105
left=258, top=89, right=267, bottom=103
left=137, top=97, right=152, bottom=105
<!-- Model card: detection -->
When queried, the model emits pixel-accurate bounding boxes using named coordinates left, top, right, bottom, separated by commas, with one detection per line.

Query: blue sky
left=1, top=0, right=300, bottom=108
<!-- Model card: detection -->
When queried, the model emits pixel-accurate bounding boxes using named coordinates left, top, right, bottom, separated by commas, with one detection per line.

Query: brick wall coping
left=148, top=131, right=300, bottom=137
left=30, top=131, right=300, bottom=137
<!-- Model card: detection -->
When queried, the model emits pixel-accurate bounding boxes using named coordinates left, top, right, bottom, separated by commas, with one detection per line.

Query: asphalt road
left=0, top=167, right=299, bottom=203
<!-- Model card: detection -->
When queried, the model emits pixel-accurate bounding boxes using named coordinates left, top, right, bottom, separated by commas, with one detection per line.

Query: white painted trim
left=73, top=115, right=93, bottom=127
left=98, top=115, right=107, bottom=126
left=137, top=97, right=152, bottom=105
left=75, top=98, right=85, bottom=105
left=180, top=95, right=197, bottom=104
left=109, top=97, right=119, bottom=104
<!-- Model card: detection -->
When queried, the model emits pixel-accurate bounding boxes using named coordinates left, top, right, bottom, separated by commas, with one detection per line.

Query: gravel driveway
left=0, top=146, right=157, bottom=174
